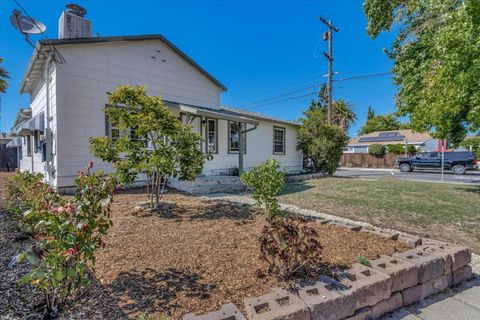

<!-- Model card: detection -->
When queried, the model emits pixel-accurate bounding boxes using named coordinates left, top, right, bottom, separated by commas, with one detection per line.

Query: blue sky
left=0, top=0, right=398, bottom=136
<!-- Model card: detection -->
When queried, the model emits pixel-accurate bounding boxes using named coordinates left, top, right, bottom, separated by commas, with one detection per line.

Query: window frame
left=227, top=121, right=246, bottom=154
left=273, top=126, right=286, bottom=155
left=205, top=118, right=218, bottom=154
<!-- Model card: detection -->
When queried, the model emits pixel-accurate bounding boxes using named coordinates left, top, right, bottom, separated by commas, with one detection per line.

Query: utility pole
left=319, top=16, right=338, bottom=125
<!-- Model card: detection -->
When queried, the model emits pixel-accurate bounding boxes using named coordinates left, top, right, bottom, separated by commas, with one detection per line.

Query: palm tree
left=332, top=99, right=356, bottom=132
left=0, top=58, right=10, bottom=93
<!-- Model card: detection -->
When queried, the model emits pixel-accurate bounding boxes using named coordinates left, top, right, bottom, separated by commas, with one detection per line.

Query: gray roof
left=220, top=106, right=299, bottom=127
left=20, top=34, right=227, bottom=93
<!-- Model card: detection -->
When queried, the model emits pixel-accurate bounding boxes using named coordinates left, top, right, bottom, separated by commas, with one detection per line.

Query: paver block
left=244, top=288, right=309, bottom=320
left=298, top=277, right=355, bottom=320
left=452, top=265, right=473, bottom=286
left=338, top=264, right=392, bottom=310
left=329, top=221, right=362, bottom=232
left=401, top=275, right=451, bottom=306
left=371, top=292, right=403, bottom=319
left=184, top=303, right=246, bottom=320
left=371, top=255, right=418, bottom=292
left=394, top=247, right=444, bottom=283
left=362, top=228, right=399, bottom=241
left=397, top=234, right=422, bottom=247
left=344, top=307, right=371, bottom=320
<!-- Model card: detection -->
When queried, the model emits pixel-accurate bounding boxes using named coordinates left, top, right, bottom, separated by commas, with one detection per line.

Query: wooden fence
left=0, top=144, right=18, bottom=172
left=340, top=153, right=406, bottom=169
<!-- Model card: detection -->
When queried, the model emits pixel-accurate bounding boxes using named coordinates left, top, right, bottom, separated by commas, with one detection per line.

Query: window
left=205, top=118, right=218, bottom=153
left=34, top=130, right=42, bottom=153
left=26, top=135, right=32, bottom=156
left=273, top=126, right=286, bottom=155
left=228, top=121, right=246, bottom=153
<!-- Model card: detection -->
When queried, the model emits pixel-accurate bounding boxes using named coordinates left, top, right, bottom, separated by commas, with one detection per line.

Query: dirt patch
left=0, top=173, right=409, bottom=319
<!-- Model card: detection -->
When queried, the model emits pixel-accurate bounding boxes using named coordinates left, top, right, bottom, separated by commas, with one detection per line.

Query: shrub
left=406, top=145, right=417, bottom=154
left=240, top=159, right=285, bottom=217
left=297, top=108, right=349, bottom=174
left=386, top=144, right=417, bottom=154
left=258, top=215, right=323, bottom=280
left=241, top=159, right=323, bottom=280
left=6, top=171, right=63, bottom=233
left=16, top=163, right=117, bottom=318
left=368, top=143, right=386, bottom=157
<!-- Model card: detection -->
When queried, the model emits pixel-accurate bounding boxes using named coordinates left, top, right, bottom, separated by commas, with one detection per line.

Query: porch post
left=238, top=122, right=243, bottom=174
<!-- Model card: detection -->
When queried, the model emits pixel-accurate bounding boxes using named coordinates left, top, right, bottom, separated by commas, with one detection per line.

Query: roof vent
left=58, top=4, right=91, bottom=39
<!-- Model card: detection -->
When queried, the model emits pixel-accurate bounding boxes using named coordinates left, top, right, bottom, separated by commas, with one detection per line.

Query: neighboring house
left=1, top=132, right=18, bottom=171
left=8, top=5, right=303, bottom=192
left=344, top=130, right=438, bottom=154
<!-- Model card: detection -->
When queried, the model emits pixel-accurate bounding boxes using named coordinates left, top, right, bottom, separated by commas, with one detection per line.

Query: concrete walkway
left=381, top=275, right=480, bottom=320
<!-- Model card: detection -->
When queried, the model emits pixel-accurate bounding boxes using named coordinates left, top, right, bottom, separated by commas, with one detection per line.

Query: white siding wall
left=29, top=40, right=302, bottom=188
left=54, top=40, right=222, bottom=187
left=19, top=64, right=58, bottom=186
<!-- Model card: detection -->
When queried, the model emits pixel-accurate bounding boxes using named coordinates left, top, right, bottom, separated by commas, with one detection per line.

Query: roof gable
left=20, top=34, right=227, bottom=93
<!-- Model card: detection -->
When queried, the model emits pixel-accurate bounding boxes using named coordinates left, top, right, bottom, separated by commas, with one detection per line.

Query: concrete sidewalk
left=381, top=275, right=480, bottom=320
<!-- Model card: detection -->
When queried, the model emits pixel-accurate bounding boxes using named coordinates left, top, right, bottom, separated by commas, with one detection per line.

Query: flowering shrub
left=16, top=163, right=117, bottom=317
left=258, top=215, right=323, bottom=280
left=6, top=171, right=63, bottom=233
left=241, top=160, right=323, bottom=280
left=240, top=159, right=285, bottom=217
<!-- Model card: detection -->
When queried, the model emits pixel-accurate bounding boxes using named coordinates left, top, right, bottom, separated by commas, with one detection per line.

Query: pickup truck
left=395, top=151, right=478, bottom=175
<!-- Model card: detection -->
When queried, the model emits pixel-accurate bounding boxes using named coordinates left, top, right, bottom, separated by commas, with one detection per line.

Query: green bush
left=368, top=143, right=386, bottom=157
left=15, top=163, right=117, bottom=318
left=240, top=159, right=285, bottom=217
left=387, top=144, right=417, bottom=154
left=297, top=109, right=348, bottom=174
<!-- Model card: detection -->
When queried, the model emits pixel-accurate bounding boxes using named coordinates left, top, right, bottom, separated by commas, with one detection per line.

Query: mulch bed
left=0, top=172, right=409, bottom=319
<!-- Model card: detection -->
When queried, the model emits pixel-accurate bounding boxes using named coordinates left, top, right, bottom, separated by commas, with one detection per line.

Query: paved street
left=381, top=276, right=480, bottom=320
left=335, top=167, right=480, bottom=185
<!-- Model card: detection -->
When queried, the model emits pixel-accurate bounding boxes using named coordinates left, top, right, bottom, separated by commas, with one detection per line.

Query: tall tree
left=367, top=106, right=375, bottom=120
left=0, top=58, right=9, bottom=93
left=332, top=99, right=357, bottom=132
left=358, top=112, right=406, bottom=136
left=363, top=0, right=480, bottom=143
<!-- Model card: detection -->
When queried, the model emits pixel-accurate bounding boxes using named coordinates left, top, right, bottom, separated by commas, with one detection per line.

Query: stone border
left=185, top=196, right=474, bottom=320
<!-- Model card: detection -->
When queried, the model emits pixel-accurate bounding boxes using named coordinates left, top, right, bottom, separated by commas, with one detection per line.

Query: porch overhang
left=164, top=101, right=260, bottom=126
left=11, top=112, right=45, bottom=136
left=7, top=136, right=22, bottom=148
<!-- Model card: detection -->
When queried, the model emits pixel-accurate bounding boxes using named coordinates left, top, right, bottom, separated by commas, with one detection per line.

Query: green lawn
left=279, top=177, right=480, bottom=252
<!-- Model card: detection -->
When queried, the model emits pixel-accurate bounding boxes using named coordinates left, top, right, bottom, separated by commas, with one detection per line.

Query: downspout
left=44, top=55, right=53, bottom=185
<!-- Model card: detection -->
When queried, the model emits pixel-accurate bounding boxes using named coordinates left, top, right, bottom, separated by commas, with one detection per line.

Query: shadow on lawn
left=105, top=268, right=213, bottom=317
left=280, top=181, right=315, bottom=196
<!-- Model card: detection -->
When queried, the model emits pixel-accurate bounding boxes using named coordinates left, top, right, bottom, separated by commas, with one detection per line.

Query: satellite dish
left=10, top=9, right=47, bottom=34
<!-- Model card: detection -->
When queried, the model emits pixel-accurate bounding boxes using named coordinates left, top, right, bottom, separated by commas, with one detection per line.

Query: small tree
left=90, top=85, right=210, bottom=209
left=240, top=159, right=285, bottom=217
left=368, top=143, right=386, bottom=157
left=0, top=57, right=9, bottom=93
left=297, top=108, right=348, bottom=174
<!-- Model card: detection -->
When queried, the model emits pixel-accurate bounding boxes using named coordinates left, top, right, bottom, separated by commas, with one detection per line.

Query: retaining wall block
left=452, top=265, right=473, bottom=286
left=329, top=221, right=362, bottom=232
left=401, top=275, right=452, bottom=306
left=183, top=303, right=246, bottom=320
left=422, top=244, right=471, bottom=274
left=361, top=227, right=399, bottom=241
left=244, top=287, right=310, bottom=320
left=338, top=263, right=392, bottom=310
left=370, top=292, right=403, bottom=319
left=297, top=277, right=356, bottom=320
left=370, top=255, right=418, bottom=292
left=393, top=247, right=444, bottom=283
left=397, top=234, right=422, bottom=247
left=344, top=307, right=371, bottom=320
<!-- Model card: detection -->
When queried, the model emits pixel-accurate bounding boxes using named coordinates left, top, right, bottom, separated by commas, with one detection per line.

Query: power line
left=334, top=72, right=392, bottom=82
left=243, top=84, right=319, bottom=110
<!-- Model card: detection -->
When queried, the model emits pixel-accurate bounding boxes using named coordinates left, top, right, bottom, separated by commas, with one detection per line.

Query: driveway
left=335, top=167, right=480, bottom=185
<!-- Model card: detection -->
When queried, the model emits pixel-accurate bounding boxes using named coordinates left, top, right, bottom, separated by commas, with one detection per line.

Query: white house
left=9, top=4, right=303, bottom=193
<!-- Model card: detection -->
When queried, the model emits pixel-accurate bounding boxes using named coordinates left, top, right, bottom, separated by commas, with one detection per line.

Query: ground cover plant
left=5, top=164, right=117, bottom=318
left=280, top=177, right=480, bottom=252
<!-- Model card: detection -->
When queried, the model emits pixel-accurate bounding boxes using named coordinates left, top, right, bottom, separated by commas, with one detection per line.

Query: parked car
left=395, top=151, right=478, bottom=175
